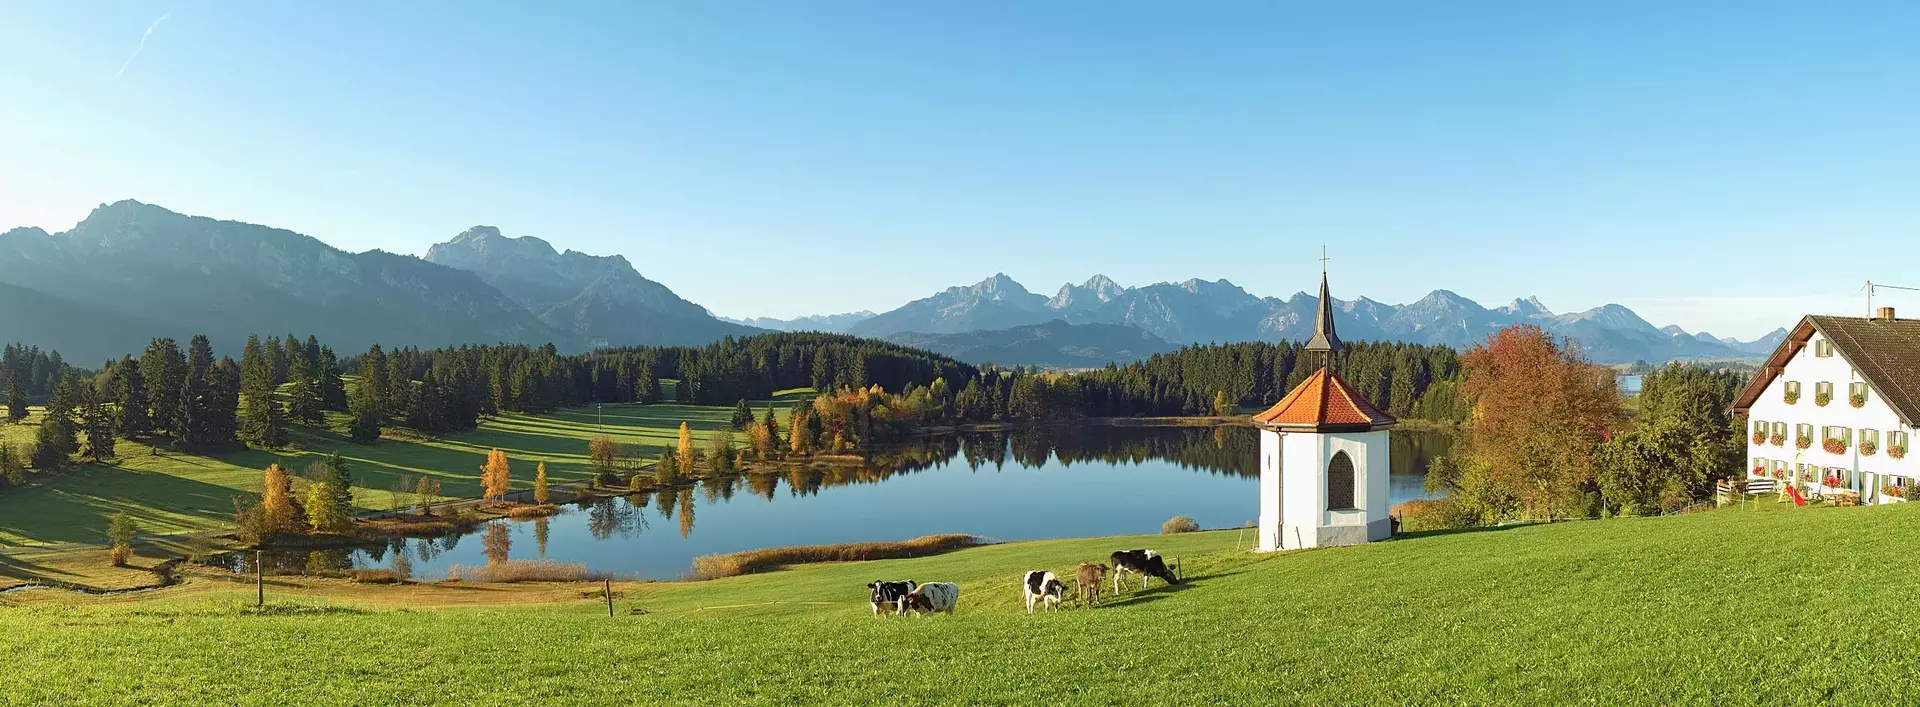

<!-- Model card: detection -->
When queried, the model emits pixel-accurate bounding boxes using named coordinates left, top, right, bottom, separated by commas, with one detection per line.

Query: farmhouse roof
left=1252, top=368, right=1397, bottom=432
left=1730, top=314, right=1920, bottom=427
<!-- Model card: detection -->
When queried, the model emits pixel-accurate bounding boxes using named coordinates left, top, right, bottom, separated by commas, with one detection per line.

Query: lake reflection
left=244, top=426, right=1450, bottom=581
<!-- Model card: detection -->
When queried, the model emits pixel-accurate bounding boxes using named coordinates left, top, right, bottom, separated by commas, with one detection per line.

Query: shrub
left=688, top=534, right=982, bottom=581
left=447, top=559, right=607, bottom=583
left=1392, top=498, right=1483, bottom=531
left=346, top=569, right=406, bottom=584
left=1162, top=515, right=1200, bottom=534
left=106, top=513, right=137, bottom=567
left=505, top=504, right=560, bottom=519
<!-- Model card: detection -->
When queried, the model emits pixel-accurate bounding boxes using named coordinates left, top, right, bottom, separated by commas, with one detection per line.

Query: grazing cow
left=1075, top=563, right=1109, bottom=606
left=1109, top=549, right=1180, bottom=592
left=867, top=580, right=917, bottom=617
left=1023, top=570, right=1067, bottom=614
left=900, top=582, right=960, bottom=616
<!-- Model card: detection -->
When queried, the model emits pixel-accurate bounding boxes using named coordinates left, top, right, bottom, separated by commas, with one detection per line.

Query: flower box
left=1861, top=440, right=1879, bottom=456
left=1883, top=484, right=1906, bottom=499
left=1851, top=393, right=1868, bottom=408
left=1771, top=468, right=1787, bottom=480
left=1816, top=392, right=1833, bottom=407
left=1823, top=438, right=1849, bottom=454
left=1795, top=436, right=1812, bottom=450
left=1823, top=475, right=1843, bottom=488
left=1784, top=390, right=1801, bottom=405
left=1769, top=432, right=1786, bottom=446
left=1893, top=446, right=1909, bottom=460
left=1752, top=431, right=1768, bottom=445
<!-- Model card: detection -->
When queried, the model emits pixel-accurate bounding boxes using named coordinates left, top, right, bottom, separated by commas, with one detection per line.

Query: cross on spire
left=1320, top=245, right=1329, bottom=275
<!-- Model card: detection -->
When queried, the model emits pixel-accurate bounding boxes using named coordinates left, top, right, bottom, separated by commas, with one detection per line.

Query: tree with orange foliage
left=533, top=461, right=549, bottom=504
left=1449, top=325, right=1620, bottom=522
left=481, top=448, right=511, bottom=501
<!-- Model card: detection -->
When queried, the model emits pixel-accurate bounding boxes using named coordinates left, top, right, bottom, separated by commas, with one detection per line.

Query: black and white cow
left=901, top=582, right=960, bottom=616
left=1109, top=549, right=1179, bottom=592
left=868, top=580, right=917, bottom=617
left=1022, top=570, right=1067, bottom=614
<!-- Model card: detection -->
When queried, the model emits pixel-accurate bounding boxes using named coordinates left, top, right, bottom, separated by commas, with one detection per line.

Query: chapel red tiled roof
left=1252, top=367, right=1398, bottom=431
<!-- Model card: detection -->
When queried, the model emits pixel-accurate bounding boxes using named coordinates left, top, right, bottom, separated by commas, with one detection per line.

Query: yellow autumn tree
left=533, top=461, right=549, bottom=504
left=481, top=448, right=511, bottom=501
left=676, top=422, right=696, bottom=480
left=305, top=481, right=349, bottom=533
left=788, top=408, right=813, bottom=456
left=261, top=463, right=297, bottom=533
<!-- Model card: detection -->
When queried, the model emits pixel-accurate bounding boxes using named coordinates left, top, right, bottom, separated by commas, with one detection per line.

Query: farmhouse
left=1731, top=308, right=1920, bottom=503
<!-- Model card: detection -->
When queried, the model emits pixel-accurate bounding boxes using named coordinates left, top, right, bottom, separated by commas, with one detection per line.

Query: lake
left=238, top=425, right=1452, bottom=581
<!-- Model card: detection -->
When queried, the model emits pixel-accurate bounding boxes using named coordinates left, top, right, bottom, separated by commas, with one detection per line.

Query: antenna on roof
left=1865, top=280, right=1920, bottom=317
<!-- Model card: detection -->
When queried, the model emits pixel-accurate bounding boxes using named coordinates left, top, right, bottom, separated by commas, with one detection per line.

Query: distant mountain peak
left=1500, top=296, right=1552, bottom=317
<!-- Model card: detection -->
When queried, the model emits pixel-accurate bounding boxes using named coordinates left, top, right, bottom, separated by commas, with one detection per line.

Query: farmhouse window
left=1816, top=382, right=1834, bottom=399
left=1326, top=451, right=1357, bottom=511
left=1823, top=426, right=1852, bottom=444
left=1797, top=423, right=1814, bottom=440
left=1816, top=340, right=1834, bottom=357
left=1772, top=422, right=1787, bottom=439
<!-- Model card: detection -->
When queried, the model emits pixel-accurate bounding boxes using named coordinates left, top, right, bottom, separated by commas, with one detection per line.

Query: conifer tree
left=282, top=334, right=303, bottom=386
left=361, top=344, right=389, bottom=414
left=263, top=335, right=287, bottom=387
left=533, top=461, right=549, bottom=504
left=240, top=335, right=286, bottom=448
left=348, top=374, right=382, bottom=443
left=79, top=382, right=116, bottom=462
left=320, top=453, right=355, bottom=522
left=286, top=341, right=323, bottom=425
left=32, top=375, right=77, bottom=469
left=731, top=399, right=753, bottom=429
left=480, top=448, right=511, bottom=500
left=386, top=356, right=413, bottom=421
left=676, top=422, right=696, bottom=479
left=318, top=346, right=348, bottom=411
left=114, top=355, right=152, bottom=437
left=4, top=370, right=26, bottom=423
left=139, top=338, right=188, bottom=437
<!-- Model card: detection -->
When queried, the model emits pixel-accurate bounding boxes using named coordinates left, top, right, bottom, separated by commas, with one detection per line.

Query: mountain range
left=0, top=201, right=758, bottom=363
left=844, top=274, right=1787, bottom=365
left=0, top=201, right=1786, bottom=369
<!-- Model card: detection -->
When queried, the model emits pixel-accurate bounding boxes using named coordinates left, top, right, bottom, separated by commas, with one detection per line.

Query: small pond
left=228, top=426, right=1451, bottom=581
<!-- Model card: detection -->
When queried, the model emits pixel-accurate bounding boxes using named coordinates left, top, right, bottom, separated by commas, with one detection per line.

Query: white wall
left=1745, top=329, right=1918, bottom=502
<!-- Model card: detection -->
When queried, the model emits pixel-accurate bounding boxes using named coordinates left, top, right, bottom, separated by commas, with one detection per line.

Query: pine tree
left=114, top=355, right=152, bottom=437
left=286, top=341, right=323, bottom=425
left=760, top=406, right=781, bottom=459
left=240, top=335, right=286, bottom=448
left=320, top=453, right=355, bottom=523
left=4, top=370, right=26, bottom=422
left=731, top=399, right=753, bottom=429
left=318, top=346, right=348, bottom=411
left=348, top=374, right=382, bottom=443
left=362, top=344, right=389, bottom=414
left=282, top=334, right=303, bottom=386
left=263, top=335, right=287, bottom=387
left=139, top=338, right=188, bottom=437
left=480, top=448, right=511, bottom=500
left=79, top=382, right=116, bottom=462
left=386, top=356, right=413, bottom=422
left=636, top=374, right=660, bottom=404
left=31, top=375, right=77, bottom=469
left=533, top=461, right=549, bottom=504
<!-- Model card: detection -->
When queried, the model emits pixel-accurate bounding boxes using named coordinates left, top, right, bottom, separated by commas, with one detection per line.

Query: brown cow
left=1076, top=562, right=1109, bottom=607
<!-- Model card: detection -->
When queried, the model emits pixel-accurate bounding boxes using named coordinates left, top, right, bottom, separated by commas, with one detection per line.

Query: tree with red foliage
left=1452, top=325, right=1620, bottom=521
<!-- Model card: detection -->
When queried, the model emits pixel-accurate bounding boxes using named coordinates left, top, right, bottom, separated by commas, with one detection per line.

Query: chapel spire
left=1302, top=248, right=1340, bottom=370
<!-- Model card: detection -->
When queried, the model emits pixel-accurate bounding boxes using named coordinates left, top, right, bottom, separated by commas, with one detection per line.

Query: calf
left=1075, top=563, right=1109, bottom=607
left=867, top=580, right=917, bottom=617
left=1109, top=549, right=1179, bottom=592
left=1022, top=570, right=1067, bottom=614
left=900, top=582, right=960, bottom=616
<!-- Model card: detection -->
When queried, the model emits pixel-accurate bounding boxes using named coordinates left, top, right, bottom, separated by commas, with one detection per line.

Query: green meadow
left=0, top=386, right=807, bottom=547
left=7, top=501, right=1920, bottom=704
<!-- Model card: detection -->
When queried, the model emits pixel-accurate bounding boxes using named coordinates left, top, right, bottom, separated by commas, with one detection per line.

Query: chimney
left=1878, top=306, right=1897, bottom=322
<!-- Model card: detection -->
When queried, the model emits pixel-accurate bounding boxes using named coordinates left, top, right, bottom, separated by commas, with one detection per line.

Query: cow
left=867, top=580, right=917, bottom=617
left=1023, top=570, right=1067, bottom=614
left=900, top=582, right=960, bottom=616
left=1075, top=563, right=1109, bottom=607
left=1109, top=549, right=1179, bottom=592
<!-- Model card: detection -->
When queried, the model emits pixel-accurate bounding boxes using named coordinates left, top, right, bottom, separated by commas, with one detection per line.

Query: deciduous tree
left=533, top=461, right=549, bottom=504
left=676, top=422, right=695, bottom=480
left=106, top=512, right=137, bottom=567
left=481, top=448, right=511, bottom=501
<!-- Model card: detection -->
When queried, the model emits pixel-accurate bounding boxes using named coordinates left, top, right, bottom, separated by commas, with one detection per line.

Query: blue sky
left=3, top=1, right=1917, bottom=338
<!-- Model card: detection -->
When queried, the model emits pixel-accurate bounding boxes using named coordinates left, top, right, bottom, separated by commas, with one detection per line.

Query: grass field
left=6, top=500, right=1920, bottom=703
left=0, top=387, right=809, bottom=547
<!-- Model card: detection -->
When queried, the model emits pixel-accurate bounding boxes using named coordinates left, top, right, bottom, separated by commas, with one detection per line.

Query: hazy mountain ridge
left=844, top=273, right=1785, bottom=364
left=886, top=320, right=1178, bottom=369
left=720, top=311, right=877, bottom=333
left=0, top=201, right=562, bottom=362
left=423, top=226, right=758, bottom=346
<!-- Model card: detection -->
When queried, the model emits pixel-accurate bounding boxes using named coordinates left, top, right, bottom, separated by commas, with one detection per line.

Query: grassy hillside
left=7, top=502, right=1920, bottom=703
left=0, top=389, right=806, bottom=546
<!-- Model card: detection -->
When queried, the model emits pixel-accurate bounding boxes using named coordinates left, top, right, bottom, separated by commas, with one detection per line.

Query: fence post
left=605, top=578, right=613, bottom=617
left=255, top=549, right=264, bottom=606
